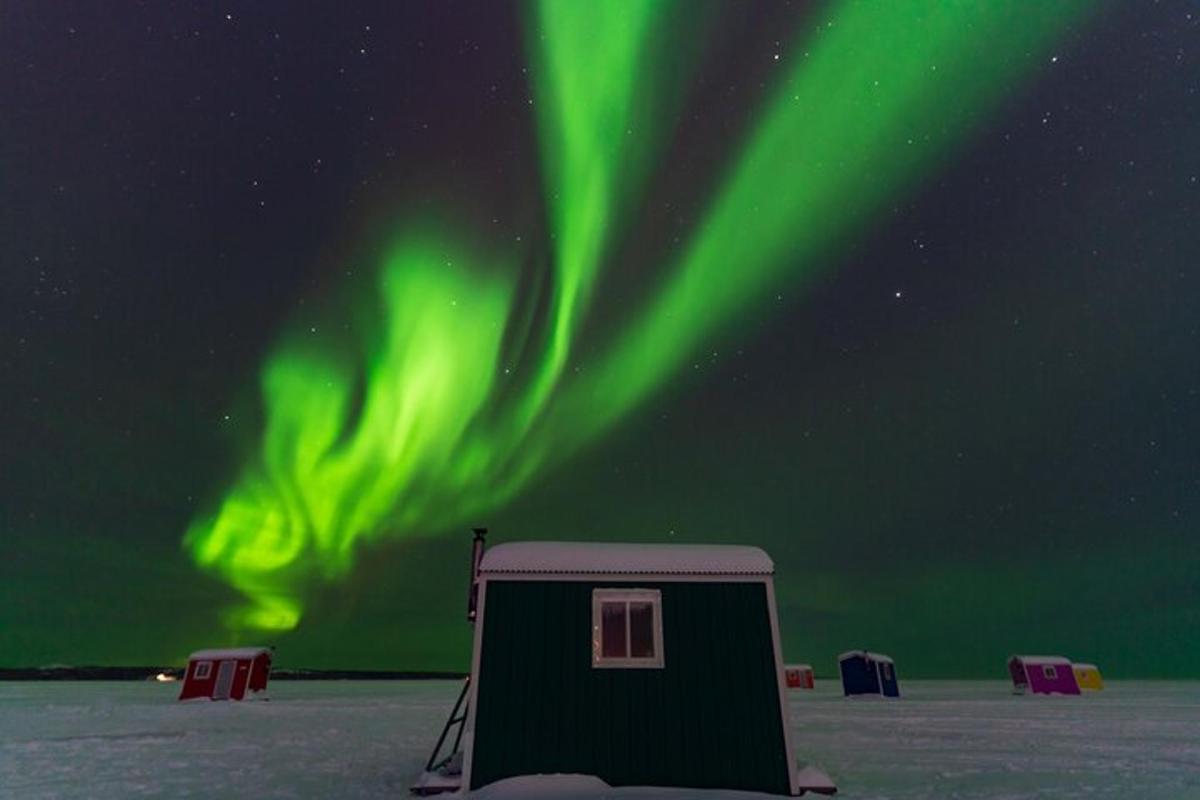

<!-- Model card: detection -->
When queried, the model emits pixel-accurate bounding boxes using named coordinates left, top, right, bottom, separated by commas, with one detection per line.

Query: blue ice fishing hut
left=838, top=650, right=899, bottom=697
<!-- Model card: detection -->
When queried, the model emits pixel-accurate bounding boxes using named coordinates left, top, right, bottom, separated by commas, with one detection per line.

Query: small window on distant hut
left=592, top=589, right=664, bottom=669
left=880, top=661, right=893, bottom=681
left=1043, top=664, right=1057, bottom=680
left=194, top=661, right=212, bottom=680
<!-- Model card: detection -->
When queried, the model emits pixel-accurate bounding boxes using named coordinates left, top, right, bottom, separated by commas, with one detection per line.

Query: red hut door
left=213, top=661, right=236, bottom=699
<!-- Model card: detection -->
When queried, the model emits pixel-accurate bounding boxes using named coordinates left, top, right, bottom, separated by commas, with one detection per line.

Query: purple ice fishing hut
left=1008, top=655, right=1080, bottom=695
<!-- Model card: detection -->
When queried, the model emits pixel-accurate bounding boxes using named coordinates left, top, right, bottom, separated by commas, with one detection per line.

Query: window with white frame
left=193, top=661, right=212, bottom=680
left=1043, top=664, right=1057, bottom=680
left=592, top=589, right=663, bottom=668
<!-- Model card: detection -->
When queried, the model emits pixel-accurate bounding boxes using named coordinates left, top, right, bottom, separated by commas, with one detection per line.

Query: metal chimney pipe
left=466, top=527, right=487, bottom=623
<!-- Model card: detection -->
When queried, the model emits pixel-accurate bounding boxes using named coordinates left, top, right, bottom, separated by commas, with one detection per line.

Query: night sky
left=3, top=2, right=1198, bottom=677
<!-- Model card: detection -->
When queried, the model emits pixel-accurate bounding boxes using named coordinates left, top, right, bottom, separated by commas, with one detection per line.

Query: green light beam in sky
left=184, top=1, right=698, bottom=632
left=505, top=0, right=694, bottom=442
left=186, top=238, right=515, bottom=631
left=185, top=0, right=1089, bottom=633
left=538, top=0, right=1091, bottom=455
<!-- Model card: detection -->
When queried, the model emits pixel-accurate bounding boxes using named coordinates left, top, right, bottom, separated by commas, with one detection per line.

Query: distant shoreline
left=0, top=667, right=467, bottom=681
left=3, top=669, right=1184, bottom=681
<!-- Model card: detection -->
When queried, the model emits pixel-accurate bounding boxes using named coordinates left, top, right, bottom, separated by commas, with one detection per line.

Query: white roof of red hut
left=187, top=647, right=271, bottom=660
left=478, top=542, right=774, bottom=575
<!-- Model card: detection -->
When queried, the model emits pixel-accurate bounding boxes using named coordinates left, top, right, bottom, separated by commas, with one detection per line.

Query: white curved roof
left=838, top=650, right=894, bottom=664
left=1009, top=654, right=1071, bottom=666
left=188, top=647, right=272, bottom=661
left=478, top=541, right=774, bottom=575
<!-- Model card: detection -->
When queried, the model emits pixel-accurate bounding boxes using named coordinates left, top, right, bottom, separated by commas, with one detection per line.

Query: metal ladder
left=425, top=676, right=470, bottom=773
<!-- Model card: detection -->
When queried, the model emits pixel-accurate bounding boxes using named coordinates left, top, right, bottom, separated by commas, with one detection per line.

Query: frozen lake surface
left=1, top=680, right=1198, bottom=799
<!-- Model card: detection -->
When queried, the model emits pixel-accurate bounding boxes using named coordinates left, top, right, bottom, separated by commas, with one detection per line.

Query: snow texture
left=2, top=680, right=1199, bottom=799
left=479, top=541, right=774, bottom=575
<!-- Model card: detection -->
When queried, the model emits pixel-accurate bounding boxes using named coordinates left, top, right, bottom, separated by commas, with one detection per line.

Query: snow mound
left=472, top=773, right=797, bottom=799
left=472, top=774, right=611, bottom=798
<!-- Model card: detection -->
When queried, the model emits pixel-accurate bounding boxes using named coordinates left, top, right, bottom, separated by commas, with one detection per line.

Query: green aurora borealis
left=4, top=1, right=1199, bottom=676
left=185, top=0, right=1091, bottom=635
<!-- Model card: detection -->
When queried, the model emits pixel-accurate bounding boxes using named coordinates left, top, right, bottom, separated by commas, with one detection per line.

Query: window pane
left=629, top=602, right=655, bottom=658
left=601, top=602, right=627, bottom=658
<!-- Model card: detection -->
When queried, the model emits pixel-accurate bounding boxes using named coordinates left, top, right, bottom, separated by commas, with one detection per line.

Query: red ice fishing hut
left=785, top=663, right=815, bottom=689
left=178, top=647, right=273, bottom=701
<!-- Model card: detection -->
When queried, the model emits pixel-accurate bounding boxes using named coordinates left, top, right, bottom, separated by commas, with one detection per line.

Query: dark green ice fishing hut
left=455, top=540, right=834, bottom=795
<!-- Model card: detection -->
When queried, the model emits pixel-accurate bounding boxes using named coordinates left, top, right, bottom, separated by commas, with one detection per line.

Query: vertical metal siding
left=471, top=580, right=791, bottom=795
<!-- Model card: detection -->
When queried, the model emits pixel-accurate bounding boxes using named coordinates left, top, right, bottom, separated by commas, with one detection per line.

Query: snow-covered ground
left=1, top=680, right=1198, bottom=799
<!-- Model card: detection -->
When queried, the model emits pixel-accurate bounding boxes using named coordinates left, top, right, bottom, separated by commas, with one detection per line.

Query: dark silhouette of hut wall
left=463, top=542, right=797, bottom=795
